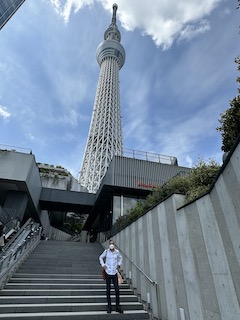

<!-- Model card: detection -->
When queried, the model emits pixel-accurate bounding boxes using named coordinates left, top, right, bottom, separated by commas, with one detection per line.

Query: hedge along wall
left=104, top=141, right=240, bottom=320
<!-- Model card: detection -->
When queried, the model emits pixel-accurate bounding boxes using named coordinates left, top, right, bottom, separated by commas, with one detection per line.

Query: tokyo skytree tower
left=79, top=4, right=125, bottom=193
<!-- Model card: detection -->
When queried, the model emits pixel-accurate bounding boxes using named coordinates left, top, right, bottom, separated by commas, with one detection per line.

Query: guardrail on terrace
left=0, top=144, right=32, bottom=154
left=123, top=148, right=178, bottom=165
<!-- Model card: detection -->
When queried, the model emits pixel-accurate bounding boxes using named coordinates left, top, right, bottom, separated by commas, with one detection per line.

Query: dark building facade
left=0, top=0, right=26, bottom=30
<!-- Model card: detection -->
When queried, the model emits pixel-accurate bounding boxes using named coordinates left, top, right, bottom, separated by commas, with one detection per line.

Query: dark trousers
left=106, top=273, right=120, bottom=308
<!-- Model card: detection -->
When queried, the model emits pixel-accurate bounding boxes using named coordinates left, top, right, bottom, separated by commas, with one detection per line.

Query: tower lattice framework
left=79, top=4, right=125, bottom=193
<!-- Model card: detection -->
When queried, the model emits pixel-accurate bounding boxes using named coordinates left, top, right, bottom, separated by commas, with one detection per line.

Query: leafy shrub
left=186, top=159, right=220, bottom=201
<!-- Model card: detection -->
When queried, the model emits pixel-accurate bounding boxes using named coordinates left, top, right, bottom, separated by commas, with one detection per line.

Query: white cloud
left=0, top=105, right=11, bottom=122
left=25, top=132, right=35, bottom=141
left=154, top=102, right=223, bottom=165
left=56, top=108, right=80, bottom=127
left=186, top=155, right=193, bottom=168
left=178, top=19, right=211, bottom=42
left=49, top=0, right=94, bottom=23
left=123, top=97, right=223, bottom=167
left=48, top=0, right=222, bottom=48
left=101, top=0, right=222, bottom=49
left=47, top=0, right=222, bottom=50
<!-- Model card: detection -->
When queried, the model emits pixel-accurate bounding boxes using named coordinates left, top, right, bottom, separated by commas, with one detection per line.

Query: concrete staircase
left=0, top=241, right=150, bottom=319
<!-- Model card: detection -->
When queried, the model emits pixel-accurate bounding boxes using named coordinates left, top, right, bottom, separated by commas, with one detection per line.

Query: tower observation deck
left=79, top=4, right=125, bottom=193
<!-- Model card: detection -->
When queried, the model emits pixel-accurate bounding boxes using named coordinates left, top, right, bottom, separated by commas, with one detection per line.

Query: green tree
left=216, top=58, right=240, bottom=153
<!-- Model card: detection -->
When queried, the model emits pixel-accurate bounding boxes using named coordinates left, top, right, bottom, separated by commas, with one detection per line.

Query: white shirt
left=99, top=248, right=123, bottom=275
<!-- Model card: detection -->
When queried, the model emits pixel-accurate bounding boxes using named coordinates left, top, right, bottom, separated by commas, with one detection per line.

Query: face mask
left=109, top=244, right=115, bottom=250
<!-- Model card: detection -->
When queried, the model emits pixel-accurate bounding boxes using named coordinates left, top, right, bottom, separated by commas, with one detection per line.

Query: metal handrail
left=2, top=218, right=34, bottom=253
left=0, top=221, right=41, bottom=290
left=3, top=217, right=20, bottom=236
left=117, top=247, right=156, bottom=285
left=117, top=246, right=160, bottom=319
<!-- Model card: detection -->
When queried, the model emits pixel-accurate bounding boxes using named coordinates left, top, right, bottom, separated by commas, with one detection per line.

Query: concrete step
left=17, top=268, right=101, bottom=274
left=8, top=277, right=106, bottom=284
left=0, top=310, right=150, bottom=319
left=0, top=302, right=144, bottom=313
left=4, top=283, right=130, bottom=290
left=0, top=295, right=139, bottom=304
left=13, top=273, right=102, bottom=279
left=0, top=288, right=134, bottom=296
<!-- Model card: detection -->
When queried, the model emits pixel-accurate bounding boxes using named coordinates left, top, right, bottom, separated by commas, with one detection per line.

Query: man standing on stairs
left=99, top=239, right=123, bottom=314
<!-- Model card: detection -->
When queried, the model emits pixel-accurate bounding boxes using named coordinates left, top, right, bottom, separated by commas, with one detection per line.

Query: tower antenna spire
left=112, top=3, right=118, bottom=25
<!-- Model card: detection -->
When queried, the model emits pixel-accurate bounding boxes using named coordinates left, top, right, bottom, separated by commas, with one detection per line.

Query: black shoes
left=107, top=306, right=123, bottom=314
left=116, top=306, right=123, bottom=313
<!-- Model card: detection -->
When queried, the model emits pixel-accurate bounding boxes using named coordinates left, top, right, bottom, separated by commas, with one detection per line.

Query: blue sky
left=0, top=0, right=239, bottom=178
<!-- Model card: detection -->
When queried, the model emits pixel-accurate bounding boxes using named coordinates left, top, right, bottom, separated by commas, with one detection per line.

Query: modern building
left=0, top=0, right=26, bottom=30
left=79, top=4, right=125, bottom=193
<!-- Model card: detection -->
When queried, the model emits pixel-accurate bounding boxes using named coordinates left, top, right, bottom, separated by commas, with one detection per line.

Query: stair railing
left=2, top=218, right=26, bottom=251
left=117, top=247, right=161, bottom=320
left=2, top=211, right=20, bottom=235
left=67, top=233, right=81, bottom=242
left=0, top=220, right=42, bottom=290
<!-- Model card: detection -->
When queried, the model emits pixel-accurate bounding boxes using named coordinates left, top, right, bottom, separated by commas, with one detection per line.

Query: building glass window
left=112, top=195, right=141, bottom=224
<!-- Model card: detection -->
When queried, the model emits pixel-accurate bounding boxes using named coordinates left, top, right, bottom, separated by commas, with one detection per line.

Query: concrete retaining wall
left=109, top=142, right=240, bottom=320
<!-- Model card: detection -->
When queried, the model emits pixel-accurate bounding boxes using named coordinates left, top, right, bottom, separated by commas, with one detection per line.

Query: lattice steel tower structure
left=79, top=4, right=125, bottom=193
